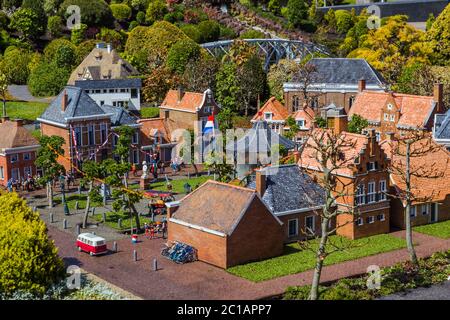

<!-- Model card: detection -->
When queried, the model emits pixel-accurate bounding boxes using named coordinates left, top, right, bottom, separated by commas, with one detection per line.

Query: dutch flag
left=203, top=115, right=215, bottom=136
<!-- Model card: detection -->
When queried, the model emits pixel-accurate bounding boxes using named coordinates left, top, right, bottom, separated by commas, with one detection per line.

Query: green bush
left=71, top=23, right=88, bottom=45
left=146, top=0, right=167, bottom=25
left=110, top=3, right=132, bottom=22
left=335, top=10, right=354, bottom=34
left=136, top=11, right=146, bottom=25
left=28, top=61, right=71, bottom=97
left=44, top=38, right=77, bottom=62
left=167, top=39, right=201, bottom=74
left=239, top=29, right=266, bottom=39
left=219, top=25, right=237, bottom=40
left=75, top=40, right=98, bottom=65
left=197, top=20, right=221, bottom=43
left=54, top=44, right=77, bottom=68
left=0, top=192, right=65, bottom=297
left=47, top=15, right=63, bottom=38
left=299, top=19, right=317, bottom=33
left=129, top=20, right=139, bottom=31
left=97, top=28, right=127, bottom=51
left=181, top=24, right=202, bottom=43
left=59, top=0, right=114, bottom=27
left=0, top=47, right=34, bottom=84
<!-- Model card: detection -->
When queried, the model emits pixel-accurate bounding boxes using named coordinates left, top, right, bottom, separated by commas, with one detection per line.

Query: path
left=47, top=223, right=450, bottom=300
left=379, top=281, right=450, bottom=300
left=8, top=85, right=54, bottom=103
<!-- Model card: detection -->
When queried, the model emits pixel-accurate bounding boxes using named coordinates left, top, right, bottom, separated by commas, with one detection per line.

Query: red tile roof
left=299, top=129, right=369, bottom=177
left=292, top=106, right=315, bottom=129
left=380, top=137, right=450, bottom=203
left=252, top=97, right=289, bottom=122
left=0, top=121, right=39, bottom=150
left=138, top=118, right=171, bottom=143
left=349, top=91, right=435, bottom=128
left=160, top=90, right=204, bottom=113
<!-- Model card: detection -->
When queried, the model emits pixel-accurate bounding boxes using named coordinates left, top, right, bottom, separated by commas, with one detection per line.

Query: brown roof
left=252, top=97, right=289, bottom=122
left=0, top=121, right=39, bottom=150
left=349, top=91, right=435, bottom=129
left=299, top=129, right=369, bottom=177
left=171, top=180, right=258, bottom=235
left=380, top=137, right=450, bottom=203
left=292, top=106, right=315, bottom=129
left=161, top=90, right=204, bottom=113
left=68, top=47, right=138, bottom=85
left=138, top=118, right=171, bottom=144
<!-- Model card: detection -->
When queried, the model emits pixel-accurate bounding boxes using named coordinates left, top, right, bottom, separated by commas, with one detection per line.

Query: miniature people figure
left=161, top=219, right=167, bottom=239
left=141, top=161, right=149, bottom=179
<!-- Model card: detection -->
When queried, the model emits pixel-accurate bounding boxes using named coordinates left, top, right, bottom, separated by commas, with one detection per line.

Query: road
left=380, top=281, right=450, bottom=300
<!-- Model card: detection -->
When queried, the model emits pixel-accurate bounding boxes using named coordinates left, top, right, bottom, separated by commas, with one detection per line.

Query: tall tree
left=35, top=135, right=66, bottom=208
left=0, top=72, right=9, bottom=118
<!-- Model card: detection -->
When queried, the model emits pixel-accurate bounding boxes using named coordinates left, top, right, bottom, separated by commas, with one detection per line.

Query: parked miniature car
left=76, top=233, right=108, bottom=256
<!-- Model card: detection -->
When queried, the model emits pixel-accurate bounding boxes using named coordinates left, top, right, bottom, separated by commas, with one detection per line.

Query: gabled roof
left=99, top=104, right=138, bottom=127
left=39, top=87, right=109, bottom=126
left=75, top=78, right=142, bottom=90
left=292, top=106, right=314, bottom=121
left=247, top=165, right=325, bottom=214
left=0, top=120, right=39, bottom=150
left=171, top=180, right=260, bottom=235
left=161, top=90, right=205, bottom=113
left=380, top=137, right=450, bottom=203
left=138, top=118, right=172, bottom=144
left=434, top=110, right=450, bottom=140
left=251, top=97, right=289, bottom=122
left=299, top=129, right=370, bottom=177
left=349, top=91, right=436, bottom=129
left=225, top=120, right=296, bottom=153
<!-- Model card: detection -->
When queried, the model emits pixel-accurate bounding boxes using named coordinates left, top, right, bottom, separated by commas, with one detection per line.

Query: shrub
left=181, top=24, right=202, bottom=43
left=54, top=44, right=77, bottom=68
left=110, top=3, right=132, bottom=22
left=129, top=21, right=139, bottom=31
left=47, top=15, right=63, bottom=38
left=75, top=40, right=98, bottom=65
left=287, top=0, right=308, bottom=28
left=71, top=23, right=88, bottom=45
left=97, top=28, right=127, bottom=51
left=0, top=47, right=33, bottom=84
left=239, top=29, right=266, bottom=39
left=0, top=192, right=65, bottom=297
left=166, top=39, right=201, bottom=74
left=146, top=0, right=167, bottom=25
left=197, top=20, right=221, bottom=43
left=44, top=38, right=77, bottom=62
left=136, top=11, right=146, bottom=25
left=9, top=8, right=45, bottom=40
left=219, top=25, right=237, bottom=40
left=28, top=61, right=71, bottom=97
left=335, top=10, right=354, bottom=34
left=59, top=0, right=114, bottom=27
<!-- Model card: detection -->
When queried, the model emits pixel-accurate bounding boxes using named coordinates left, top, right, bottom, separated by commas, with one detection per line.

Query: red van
left=76, top=233, right=108, bottom=256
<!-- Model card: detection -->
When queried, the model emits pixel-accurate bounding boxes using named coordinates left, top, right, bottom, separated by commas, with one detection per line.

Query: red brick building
left=0, top=118, right=40, bottom=186
left=166, top=180, right=284, bottom=269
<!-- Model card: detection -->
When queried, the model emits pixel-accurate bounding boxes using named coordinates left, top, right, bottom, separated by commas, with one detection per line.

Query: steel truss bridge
left=201, top=38, right=329, bottom=71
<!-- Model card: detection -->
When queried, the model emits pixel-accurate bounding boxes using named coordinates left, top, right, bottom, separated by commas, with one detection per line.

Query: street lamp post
left=60, top=175, right=70, bottom=216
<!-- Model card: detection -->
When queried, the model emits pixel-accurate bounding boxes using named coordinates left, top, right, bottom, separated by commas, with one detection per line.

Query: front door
left=430, top=203, right=438, bottom=223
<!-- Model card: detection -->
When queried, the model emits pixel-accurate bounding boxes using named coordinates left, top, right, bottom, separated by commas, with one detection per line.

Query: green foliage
left=44, top=38, right=77, bottom=62
left=35, top=135, right=66, bottom=183
left=286, top=0, right=308, bottom=28
left=0, top=47, right=34, bottom=85
left=425, top=13, right=435, bottom=31
left=97, top=28, right=127, bottom=51
left=219, top=25, right=237, bottom=40
left=110, top=3, right=132, bottom=22
left=29, top=61, right=70, bottom=97
left=54, top=44, right=77, bottom=68
left=216, top=62, right=239, bottom=111
left=71, top=24, right=88, bottom=46
left=284, top=116, right=300, bottom=140
left=140, top=107, right=160, bottom=118
left=239, top=29, right=266, bottom=39
left=347, top=114, right=369, bottom=134
left=166, top=39, right=201, bottom=74
left=9, top=8, right=45, bottom=41
left=146, top=0, right=168, bottom=25
left=335, top=9, right=354, bottom=34
left=267, top=59, right=302, bottom=102
left=0, top=192, right=65, bottom=297
left=181, top=24, right=202, bottom=43
left=197, top=20, right=221, bottom=43
left=426, top=4, right=450, bottom=65
left=47, top=16, right=63, bottom=38
left=315, top=116, right=326, bottom=128
left=268, top=0, right=281, bottom=15
left=75, top=40, right=98, bottom=65
left=60, top=0, right=114, bottom=27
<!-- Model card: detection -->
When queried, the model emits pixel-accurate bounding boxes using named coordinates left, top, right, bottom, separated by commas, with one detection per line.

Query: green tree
left=0, top=72, right=9, bottom=118
left=268, top=0, right=281, bottom=15
left=166, top=39, right=201, bottom=74
left=315, top=116, right=326, bottom=128
left=146, top=0, right=167, bottom=25
left=59, top=0, right=114, bottom=27
left=284, top=116, right=300, bottom=140
left=197, top=20, right=221, bottom=43
left=142, top=65, right=182, bottom=104
left=22, top=0, right=48, bottom=37
left=110, top=3, right=132, bottom=22
left=35, top=135, right=66, bottom=208
left=268, top=59, right=302, bottom=102
left=425, top=13, right=435, bottom=31
left=0, top=47, right=34, bottom=85
left=182, top=54, right=219, bottom=93
left=47, top=16, right=63, bottom=38
left=28, top=61, right=71, bottom=97
left=335, top=9, right=354, bottom=34
left=287, top=0, right=308, bottom=28
left=347, top=114, right=369, bottom=134
left=0, top=193, right=65, bottom=297
left=9, top=8, right=44, bottom=41
left=426, top=4, right=450, bottom=65
left=71, top=23, right=88, bottom=46
left=181, top=24, right=202, bottom=43
left=216, top=62, right=239, bottom=112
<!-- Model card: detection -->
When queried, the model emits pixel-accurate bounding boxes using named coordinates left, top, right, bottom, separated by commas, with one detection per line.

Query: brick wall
left=284, top=91, right=357, bottom=114
left=0, top=151, right=38, bottom=186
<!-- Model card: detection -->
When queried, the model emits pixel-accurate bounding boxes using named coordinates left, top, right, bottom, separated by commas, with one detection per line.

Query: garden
left=227, top=234, right=406, bottom=282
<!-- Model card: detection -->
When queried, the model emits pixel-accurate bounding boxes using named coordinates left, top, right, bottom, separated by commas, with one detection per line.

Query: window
left=367, top=162, right=376, bottom=171
left=88, top=125, right=95, bottom=146
left=132, top=149, right=139, bottom=165
left=11, top=168, right=19, bottom=180
left=24, top=166, right=32, bottom=177
left=100, top=101, right=105, bottom=106
left=10, top=154, right=18, bottom=163
left=356, top=184, right=365, bottom=205
left=366, top=216, right=375, bottom=224
left=376, top=132, right=381, bottom=142
left=132, top=132, right=139, bottom=144
left=297, top=119, right=306, bottom=128
left=390, top=114, right=395, bottom=122
left=288, top=219, right=298, bottom=237
left=131, top=89, right=138, bottom=98
left=379, top=180, right=387, bottom=201
left=95, top=90, right=101, bottom=94
left=23, top=153, right=31, bottom=161
left=410, top=205, right=416, bottom=218
left=0, top=166, right=3, bottom=180
left=356, top=217, right=364, bottom=226
left=377, top=214, right=385, bottom=221
left=387, top=103, right=393, bottom=110
left=109, top=89, right=115, bottom=93
left=120, top=89, right=127, bottom=93
left=74, top=127, right=82, bottom=146
left=305, top=216, right=315, bottom=233
left=293, top=96, right=300, bottom=112
left=100, top=124, right=107, bottom=143
left=421, top=204, right=429, bottom=215
left=384, top=113, right=389, bottom=121
left=367, top=182, right=376, bottom=203
left=264, top=112, right=272, bottom=120
left=349, top=96, right=355, bottom=108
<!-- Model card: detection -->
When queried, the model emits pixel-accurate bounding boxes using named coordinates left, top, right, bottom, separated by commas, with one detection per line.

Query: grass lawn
left=140, top=107, right=160, bottom=119
left=93, top=211, right=154, bottom=230
left=54, top=194, right=102, bottom=210
left=6, top=101, right=49, bottom=121
left=413, top=220, right=450, bottom=239
left=227, top=234, right=406, bottom=282
left=150, top=175, right=212, bottom=194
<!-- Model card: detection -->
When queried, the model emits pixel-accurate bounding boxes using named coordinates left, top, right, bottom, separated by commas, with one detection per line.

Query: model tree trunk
left=310, top=217, right=330, bottom=300
left=82, top=181, right=93, bottom=229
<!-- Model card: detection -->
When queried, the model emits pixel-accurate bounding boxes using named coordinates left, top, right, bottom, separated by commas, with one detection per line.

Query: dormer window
left=387, top=103, right=393, bottom=110
left=384, top=113, right=389, bottom=121
left=264, top=112, right=273, bottom=121
left=297, top=119, right=306, bottom=129
left=390, top=114, right=395, bottom=122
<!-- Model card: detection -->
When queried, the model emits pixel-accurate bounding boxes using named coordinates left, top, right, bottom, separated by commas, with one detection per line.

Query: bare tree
left=384, top=131, right=447, bottom=267
left=299, top=129, right=364, bottom=300
left=291, top=62, right=323, bottom=108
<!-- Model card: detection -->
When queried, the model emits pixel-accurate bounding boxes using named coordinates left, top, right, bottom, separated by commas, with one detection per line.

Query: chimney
left=107, top=43, right=112, bottom=53
left=358, top=79, right=366, bottom=93
left=177, top=87, right=184, bottom=102
left=367, top=129, right=376, bottom=157
left=255, top=169, right=266, bottom=197
left=434, top=83, right=443, bottom=114
left=165, top=201, right=180, bottom=219
left=61, top=90, right=68, bottom=111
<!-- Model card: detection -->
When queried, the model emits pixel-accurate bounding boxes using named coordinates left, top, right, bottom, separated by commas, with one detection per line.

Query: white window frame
left=288, top=219, right=299, bottom=237
left=356, top=184, right=365, bottom=205
left=305, top=216, right=315, bottom=233
left=0, top=166, right=4, bottom=180
left=377, top=214, right=385, bottom=221
left=356, top=217, right=364, bottom=226
left=297, top=119, right=306, bottom=129
left=421, top=204, right=429, bottom=216
left=384, top=113, right=389, bottom=121
left=410, top=205, right=416, bottom=218
left=367, top=216, right=375, bottom=224
left=387, top=103, right=393, bottom=110
left=379, top=180, right=387, bottom=201
left=368, top=181, right=376, bottom=203
left=390, top=114, right=395, bottom=122
left=264, top=112, right=273, bottom=121
left=368, top=162, right=376, bottom=171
